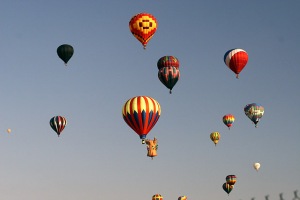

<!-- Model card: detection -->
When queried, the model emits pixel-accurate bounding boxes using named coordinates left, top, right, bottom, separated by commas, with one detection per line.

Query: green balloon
left=57, top=44, right=74, bottom=65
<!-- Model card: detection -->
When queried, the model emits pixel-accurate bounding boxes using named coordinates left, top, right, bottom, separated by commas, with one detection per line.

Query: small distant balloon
left=223, top=182, right=234, bottom=195
left=244, top=103, right=264, bottom=127
left=57, top=44, right=74, bottom=66
left=152, top=194, right=163, bottom=200
left=7, top=128, right=11, bottom=133
left=210, top=132, right=220, bottom=146
left=226, top=175, right=237, bottom=185
left=253, top=162, right=261, bottom=171
left=49, top=116, right=67, bottom=137
left=223, top=114, right=235, bottom=129
left=178, top=196, right=187, bottom=200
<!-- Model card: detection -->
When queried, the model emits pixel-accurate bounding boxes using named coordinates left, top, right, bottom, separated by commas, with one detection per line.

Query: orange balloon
left=129, top=13, right=157, bottom=49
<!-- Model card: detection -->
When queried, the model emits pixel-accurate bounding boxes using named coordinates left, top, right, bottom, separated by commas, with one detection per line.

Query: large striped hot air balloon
left=129, top=13, right=157, bottom=49
left=122, top=96, right=161, bottom=143
left=223, top=114, right=235, bottom=129
left=244, top=103, right=264, bottom=127
left=224, top=48, right=248, bottom=78
left=49, top=116, right=67, bottom=137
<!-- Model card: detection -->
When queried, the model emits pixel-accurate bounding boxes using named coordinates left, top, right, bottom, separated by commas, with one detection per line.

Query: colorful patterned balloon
left=122, top=96, right=161, bottom=143
left=178, top=196, right=187, bottom=200
left=158, top=66, right=180, bottom=94
left=129, top=13, right=157, bottom=49
left=50, top=116, right=67, bottom=137
left=223, top=182, right=234, bottom=195
left=223, top=114, right=235, bottom=129
left=224, top=48, right=248, bottom=78
left=244, top=103, right=264, bottom=127
left=152, top=194, right=163, bottom=200
left=157, top=56, right=180, bottom=70
left=226, top=175, right=237, bottom=185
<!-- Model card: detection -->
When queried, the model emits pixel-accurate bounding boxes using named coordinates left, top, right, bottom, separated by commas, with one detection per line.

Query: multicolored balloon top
left=122, top=96, right=161, bottom=143
left=244, top=103, right=264, bottom=127
left=226, top=175, right=237, bottom=185
left=223, top=114, right=235, bottom=129
left=129, top=13, right=157, bottom=49
left=224, top=48, right=248, bottom=78
left=49, top=116, right=67, bottom=137
left=157, top=56, right=180, bottom=70
left=152, top=194, right=163, bottom=200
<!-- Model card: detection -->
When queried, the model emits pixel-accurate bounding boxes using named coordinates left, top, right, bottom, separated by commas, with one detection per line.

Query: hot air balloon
left=224, top=48, right=248, bottom=78
left=244, top=103, right=264, bottom=127
left=129, top=13, right=157, bottom=49
left=253, top=162, right=261, bottom=171
left=157, top=56, right=180, bottom=94
left=152, top=194, right=163, bottom=200
left=50, top=116, right=67, bottom=137
left=178, top=196, right=187, bottom=200
left=226, top=175, right=237, bottom=185
left=6, top=128, right=11, bottom=134
left=57, top=44, right=74, bottom=66
left=223, top=114, right=235, bottom=129
left=223, top=183, right=234, bottom=195
left=122, top=96, right=161, bottom=144
left=157, top=56, right=180, bottom=70
left=210, top=132, right=220, bottom=146
left=158, top=66, right=180, bottom=94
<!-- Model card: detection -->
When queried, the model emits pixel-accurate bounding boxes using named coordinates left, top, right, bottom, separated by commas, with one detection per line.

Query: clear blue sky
left=0, top=1, right=299, bottom=200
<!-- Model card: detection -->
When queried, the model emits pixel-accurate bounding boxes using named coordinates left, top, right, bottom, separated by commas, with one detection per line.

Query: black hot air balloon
left=57, top=44, right=74, bottom=66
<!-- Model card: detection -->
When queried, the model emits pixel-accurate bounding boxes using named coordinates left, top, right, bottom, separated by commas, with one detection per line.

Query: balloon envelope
left=224, top=48, right=248, bottom=78
left=244, top=103, right=264, bottom=127
left=122, top=96, right=161, bottom=141
left=223, top=114, right=235, bottom=129
left=7, top=128, right=11, bottom=133
left=152, top=194, right=163, bottom=200
left=178, top=196, right=187, bottom=200
left=129, top=13, right=157, bottom=49
left=253, top=162, right=261, bottom=171
left=210, top=132, right=220, bottom=146
left=50, top=116, right=67, bottom=136
left=57, top=44, right=74, bottom=65
left=223, top=183, right=234, bottom=195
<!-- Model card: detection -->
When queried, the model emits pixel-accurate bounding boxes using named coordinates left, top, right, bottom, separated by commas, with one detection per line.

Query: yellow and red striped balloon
left=122, top=96, right=161, bottom=143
